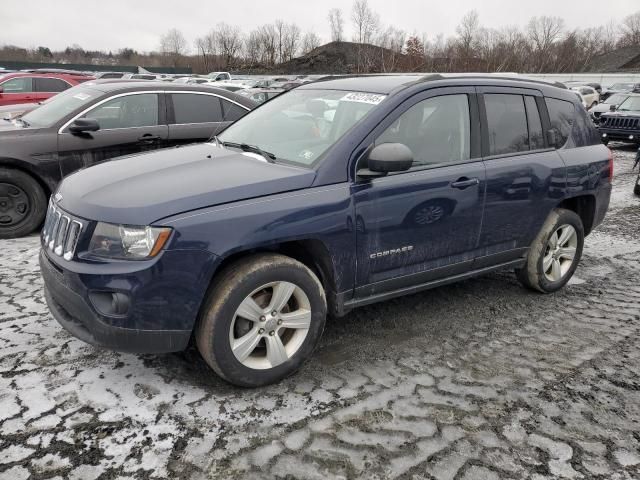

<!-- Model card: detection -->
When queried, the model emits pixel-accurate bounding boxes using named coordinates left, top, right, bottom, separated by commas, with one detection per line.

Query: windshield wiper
left=221, top=141, right=276, bottom=163
left=14, top=117, right=30, bottom=127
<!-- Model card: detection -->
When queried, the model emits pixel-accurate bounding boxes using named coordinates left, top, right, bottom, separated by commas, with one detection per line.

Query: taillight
left=607, top=148, right=614, bottom=181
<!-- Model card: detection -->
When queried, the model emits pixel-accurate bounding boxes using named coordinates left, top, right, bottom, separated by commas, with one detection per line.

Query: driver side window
left=376, top=94, right=470, bottom=168
left=84, top=94, right=159, bottom=130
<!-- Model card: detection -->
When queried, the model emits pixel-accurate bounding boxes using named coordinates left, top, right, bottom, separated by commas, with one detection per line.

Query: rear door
left=34, top=77, right=71, bottom=102
left=353, top=87, right=486, bottom=296
left=167, top=93, right=250, bottom=145
left=0, top=76, right=36, bottom=106
left=475, top=87, right=565, bottom=268
left=57, top=92, right=169, bottom=176
left=167, top=92, right=228, bottom=145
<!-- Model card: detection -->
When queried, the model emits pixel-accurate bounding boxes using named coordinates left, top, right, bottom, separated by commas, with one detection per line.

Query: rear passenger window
left=524, top=96, right=545, bottom=150
left=35, top=78, right=70, bottom=93
left=545, top=98, right=574, bottom=148
left=484, top=94, right=529, bottom=155
left=172, top=93, right=223, bottom=124
left=221, top=100, right=248, bottom=121
left=376, top=94, right=470, bottom=167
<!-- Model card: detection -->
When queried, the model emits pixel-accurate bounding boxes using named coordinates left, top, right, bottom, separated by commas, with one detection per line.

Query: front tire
left=516, top=208, right=584, bottom=293
left=195, top=253, right=327, bottom=387
left=0, top=168, right=47, bottom=239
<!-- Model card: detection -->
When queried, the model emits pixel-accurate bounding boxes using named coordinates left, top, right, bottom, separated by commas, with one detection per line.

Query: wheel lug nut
left=277, top=319, right=282, bottom=325
left=271, top=311, right=277, bottom=317
left=269, top=330, right=275, bottom=336
left=259, top=316, right=266, bottom=322
left=258, top=328, right=265, bottom=334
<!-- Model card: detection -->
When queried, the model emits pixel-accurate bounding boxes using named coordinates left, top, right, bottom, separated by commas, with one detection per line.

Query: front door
left=353, top=88, right=486, bottom=297
left=57, top=92, right=169, bottom=177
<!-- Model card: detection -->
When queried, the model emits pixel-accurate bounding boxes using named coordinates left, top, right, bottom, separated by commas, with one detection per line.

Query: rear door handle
left=138, top=134, right=161, bottom=143
left=450, top=177, right=480, bottom=189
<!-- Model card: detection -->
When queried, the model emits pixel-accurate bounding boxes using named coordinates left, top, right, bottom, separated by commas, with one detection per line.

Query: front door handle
left=138, top=134, right=161, bottom=143
left=450, top=177, right=480, bottom=189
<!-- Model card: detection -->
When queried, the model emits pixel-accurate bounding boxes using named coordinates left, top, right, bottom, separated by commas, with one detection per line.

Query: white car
left=570, top=86, right=599, bottom=109
left=207, top=72, right=231, bottom=81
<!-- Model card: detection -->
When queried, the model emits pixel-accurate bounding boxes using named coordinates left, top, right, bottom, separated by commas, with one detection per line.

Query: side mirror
left=609, top=104, right=617, bottom=112
left=0, top=86, right=4, bottom=94
left=69, top=118, right=100, bottom=134
left=358, top=143, right=413, bottom=178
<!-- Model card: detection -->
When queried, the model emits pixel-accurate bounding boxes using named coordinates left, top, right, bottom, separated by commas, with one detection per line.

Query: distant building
left=585, top=45, right=640, bottom=73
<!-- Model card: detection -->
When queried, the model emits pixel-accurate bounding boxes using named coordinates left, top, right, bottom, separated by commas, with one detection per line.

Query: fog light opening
left=89, top=291, right=130, bottom=317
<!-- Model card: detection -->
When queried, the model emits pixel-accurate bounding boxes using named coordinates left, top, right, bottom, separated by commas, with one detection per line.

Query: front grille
left=601, top=116, right=640, bottom=129
left=42, top=201, right=84, bottom=261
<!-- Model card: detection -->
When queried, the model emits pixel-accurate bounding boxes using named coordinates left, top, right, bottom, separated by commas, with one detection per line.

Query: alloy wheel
left=229, top=281, right=311, bottom=370
left=543, top=224, right=578, bottom=282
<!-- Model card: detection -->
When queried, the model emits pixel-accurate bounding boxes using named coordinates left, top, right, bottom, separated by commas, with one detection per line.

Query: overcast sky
left=1, top=0, right=638, bottom=52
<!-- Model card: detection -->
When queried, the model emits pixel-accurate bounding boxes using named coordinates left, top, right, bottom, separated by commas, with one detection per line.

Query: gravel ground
left=1, top=145, right=639, bottom=480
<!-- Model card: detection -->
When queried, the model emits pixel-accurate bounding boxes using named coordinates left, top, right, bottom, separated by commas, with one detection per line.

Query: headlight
left=88, top=222, right=172, bottom=260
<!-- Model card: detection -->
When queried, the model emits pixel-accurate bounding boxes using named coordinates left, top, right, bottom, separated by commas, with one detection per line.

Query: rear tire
left=0, top=168, right=47, bottom=239
left=515, top=208, right=584, bottom=293
left=195, top=253, right=326, bottom=387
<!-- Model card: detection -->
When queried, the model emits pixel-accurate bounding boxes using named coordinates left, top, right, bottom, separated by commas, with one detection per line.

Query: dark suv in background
left=40, top=75, right=611, bottom=387
left=0, top=81, right=253, bottom=238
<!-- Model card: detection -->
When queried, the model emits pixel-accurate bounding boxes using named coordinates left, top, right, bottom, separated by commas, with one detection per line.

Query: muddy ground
left=1, top=145, right=639, bottom=480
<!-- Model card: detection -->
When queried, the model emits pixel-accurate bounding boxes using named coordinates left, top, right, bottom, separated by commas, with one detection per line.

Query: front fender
left=159, top=184, right=356, bottom=294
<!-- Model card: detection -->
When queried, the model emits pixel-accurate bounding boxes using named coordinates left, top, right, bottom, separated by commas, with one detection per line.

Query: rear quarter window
left=545, top=98, right=574, bottom=148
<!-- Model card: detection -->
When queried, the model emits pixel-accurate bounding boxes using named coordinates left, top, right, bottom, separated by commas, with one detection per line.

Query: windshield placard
left=340, top=92, right=386, bottom=105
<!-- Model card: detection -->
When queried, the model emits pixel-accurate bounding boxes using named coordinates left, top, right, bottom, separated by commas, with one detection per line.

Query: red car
left=0, top=72, right=94, bottom=107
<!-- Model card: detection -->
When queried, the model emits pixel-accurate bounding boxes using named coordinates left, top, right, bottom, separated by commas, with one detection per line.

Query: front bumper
left=598, top=128, right=640, bottom=143
left=40, top=248, right=215, bottom=354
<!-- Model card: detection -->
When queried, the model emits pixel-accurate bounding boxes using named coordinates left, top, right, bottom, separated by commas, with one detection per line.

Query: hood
left=600, top=110, right=640, bottom=119
left=590, top=103, right=613, bottom=114
left=57, top=143, right=316, bottom=225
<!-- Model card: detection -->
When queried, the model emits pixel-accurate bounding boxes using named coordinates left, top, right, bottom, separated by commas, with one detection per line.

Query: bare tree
left=194, top=31, right=217, bottom=72
left=328, top=8, right=345, bottom=42
left=301, top=32, right=321, bottom=55
left=352, top=0, right=379, bottom=44
left=160, top=28, right=189, bottom=67
left=455, top=10, right=482, bottom=71
left=619, top=11, right=640, bottom=47
left=258, top=24, right=278, bottom=65
left=282, top=23, right=301, bottom=62
left=243, top=30, right=263, bottom=65
left=215, top=23, right=242, bottom=69
left=352, top=0, right=380, bottom=72
left=527, top=16, right=565, bottom=72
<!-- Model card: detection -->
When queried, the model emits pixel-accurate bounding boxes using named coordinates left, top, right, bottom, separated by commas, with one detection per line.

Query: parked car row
left=0, top=81, right=254, bottom=238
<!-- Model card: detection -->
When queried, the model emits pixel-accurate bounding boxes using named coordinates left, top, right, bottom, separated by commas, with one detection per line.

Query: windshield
left=21, top=87, right=99, bottom=128
left=218, top=89, right=386, bottom=166
left=616, top=96, right=640, bottom=112
left=604, top=94, right=627, bottom=105
left=609, top=83, right=633, bottom=91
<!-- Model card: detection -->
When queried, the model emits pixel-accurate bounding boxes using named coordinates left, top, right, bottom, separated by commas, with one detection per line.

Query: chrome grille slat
left=41, top=201, right=84, bottom=261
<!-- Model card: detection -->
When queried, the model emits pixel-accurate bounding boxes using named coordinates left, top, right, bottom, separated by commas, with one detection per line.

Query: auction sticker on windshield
left=341, top=92, right=386, bottom=105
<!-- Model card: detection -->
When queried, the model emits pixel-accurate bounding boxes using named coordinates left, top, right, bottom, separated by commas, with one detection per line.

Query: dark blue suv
left=40, top=75, right=612, bottom=387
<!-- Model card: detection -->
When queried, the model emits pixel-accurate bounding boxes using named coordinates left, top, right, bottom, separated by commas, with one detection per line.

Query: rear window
left=35, top=78, right=70, bottom=93
left=171, top=93, right=223, bottom=124
left=484, top=94, right=529, bottom=155
left=545, top=98, right=575, bottom=148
